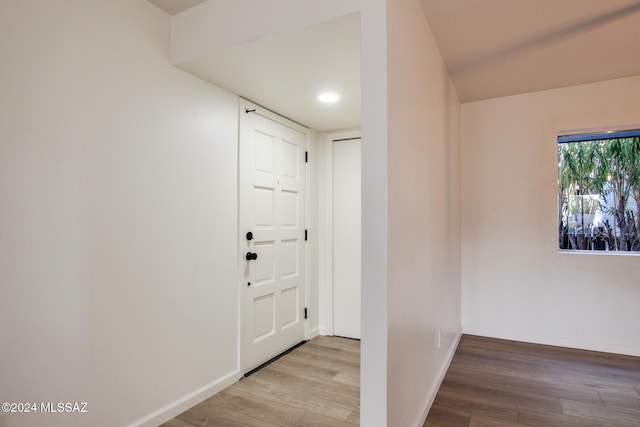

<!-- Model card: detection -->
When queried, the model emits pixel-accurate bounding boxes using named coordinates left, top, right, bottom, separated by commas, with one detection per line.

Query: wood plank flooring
left=161, top=336, right=360, bottom=427
left=425, top=335, right=640, bottom=427
left=161, top=334, right=639, bottom=427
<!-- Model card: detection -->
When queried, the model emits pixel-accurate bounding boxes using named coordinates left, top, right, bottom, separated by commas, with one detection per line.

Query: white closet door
left=332, top=138, right=361, bottom=339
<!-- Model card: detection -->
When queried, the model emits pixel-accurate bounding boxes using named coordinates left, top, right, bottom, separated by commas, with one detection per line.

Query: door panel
left=253, top=295, right=275, bottom=341
left=254, top=187, right=274, bottom=227
left=240, top=103, right=307, bottom=372
left=332, top=138, right=361, bottom=339
left=253, top=241, right=275, bottom=285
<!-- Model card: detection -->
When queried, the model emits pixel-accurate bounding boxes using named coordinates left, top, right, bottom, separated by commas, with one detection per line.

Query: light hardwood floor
left=425, top=335, right=640, bottom=427
left=161, top=336, right=360, bottom=427
left=162, top=334, right=640, bottom=427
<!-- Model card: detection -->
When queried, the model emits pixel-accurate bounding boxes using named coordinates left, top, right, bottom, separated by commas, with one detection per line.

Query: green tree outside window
left=558, top=133, right=640, bottom=252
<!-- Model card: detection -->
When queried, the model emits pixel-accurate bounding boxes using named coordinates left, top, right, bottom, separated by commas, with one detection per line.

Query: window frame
left=557, top=129, right=640, bottom=254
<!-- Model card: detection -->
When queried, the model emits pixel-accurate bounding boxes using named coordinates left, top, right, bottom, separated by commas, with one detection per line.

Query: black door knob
left=245, top=252, right=258, bottom=261
left=246, top=232, right=253, bottom=241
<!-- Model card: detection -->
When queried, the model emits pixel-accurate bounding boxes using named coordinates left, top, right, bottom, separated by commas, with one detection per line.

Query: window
left=558, top=130, right=640, bottom=252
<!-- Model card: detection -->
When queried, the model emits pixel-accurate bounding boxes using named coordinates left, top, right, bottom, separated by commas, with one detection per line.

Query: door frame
left=319, top=129, right=361, bottom=336
left=237, top=98, right=311, bottom=374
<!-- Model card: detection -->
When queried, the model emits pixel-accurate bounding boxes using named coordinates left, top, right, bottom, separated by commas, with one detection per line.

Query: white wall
left=0, top=1, right=239, bottom=426
left=359, top=1, right=390, bottom=425
left=317, top=131, right=332, bottom=336
left=307, top=130, right=320, bottom=339
left=386, top=1, right=462, bottom=426
left=461, top=75, right=640, bottom=357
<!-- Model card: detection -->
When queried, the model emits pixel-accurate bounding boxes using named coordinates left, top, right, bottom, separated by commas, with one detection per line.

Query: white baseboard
left=412, top=329, right=462, bottom=427
left=308, top=326, right=320, bottom=340
left=128, top=369, right=241, bottom=427
left=319, top=325, right=331, bottom=336
left=463, top=326, right=640, bottom=357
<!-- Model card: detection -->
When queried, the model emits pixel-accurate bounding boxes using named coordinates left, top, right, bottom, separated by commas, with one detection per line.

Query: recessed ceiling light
left=318, top=93, right=339, bottom=103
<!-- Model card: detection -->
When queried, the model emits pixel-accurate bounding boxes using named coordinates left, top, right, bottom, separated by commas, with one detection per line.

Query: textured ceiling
left=420, top=0, right=640, bottom=102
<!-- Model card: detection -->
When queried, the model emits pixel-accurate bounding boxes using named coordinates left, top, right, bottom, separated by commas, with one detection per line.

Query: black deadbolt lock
left=246, top=231, right=253, bottom=241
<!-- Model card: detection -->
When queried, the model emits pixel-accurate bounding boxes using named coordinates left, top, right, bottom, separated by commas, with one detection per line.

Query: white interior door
left=332, top=137, right=361, bottom=339
left=239, top=102, right=307, bottom=373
